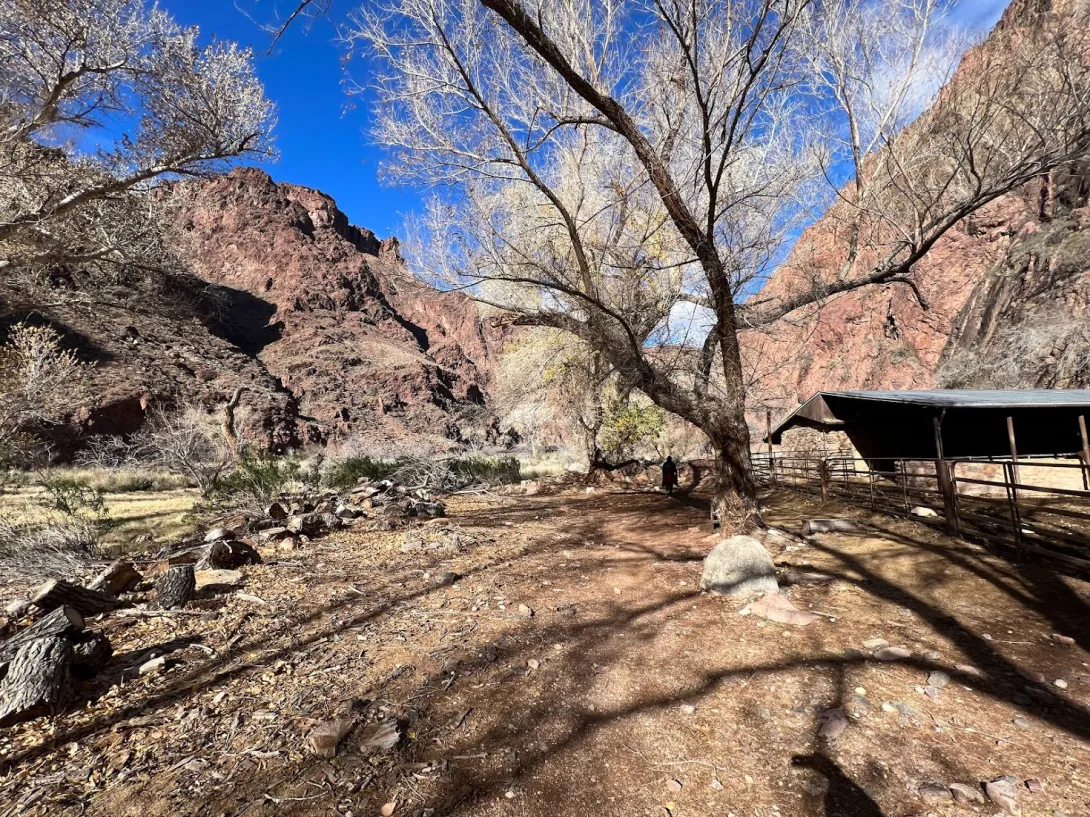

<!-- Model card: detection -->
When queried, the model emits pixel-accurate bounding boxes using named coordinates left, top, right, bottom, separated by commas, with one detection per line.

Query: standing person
left=662, top=456, right=679, bottom=496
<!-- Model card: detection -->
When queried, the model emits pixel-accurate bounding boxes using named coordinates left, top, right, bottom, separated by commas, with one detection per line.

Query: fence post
left=1079, top=414, right=1090, bottom=491
left=1003, top=461, right=1025, bottom=561
left=933, top=416, right=960, bottom=536
left=819, top=458, right=829, bottom=503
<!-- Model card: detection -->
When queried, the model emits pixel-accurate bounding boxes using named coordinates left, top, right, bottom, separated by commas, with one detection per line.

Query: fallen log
left=71, top=632, right=112, bottom=680
left=86, top=561, right=144, bottom=595
left=155, top=565, right=195, bottom=610
left=0, top=606, right=85, bottom=671
left=0, top=636, right=73, bottom=727
left=30, top=579, right=122, bottom=617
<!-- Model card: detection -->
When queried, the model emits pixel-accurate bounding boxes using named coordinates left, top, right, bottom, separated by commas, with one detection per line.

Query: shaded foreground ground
left=2, top=485, right=1090, bottom=816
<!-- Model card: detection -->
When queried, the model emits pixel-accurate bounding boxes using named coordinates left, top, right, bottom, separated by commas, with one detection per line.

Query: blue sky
left=162, top=0, right=1013, bottom=240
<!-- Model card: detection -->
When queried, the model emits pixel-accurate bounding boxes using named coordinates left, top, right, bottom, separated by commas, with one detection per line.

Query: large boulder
left=700, top=536, right=779, bottom=598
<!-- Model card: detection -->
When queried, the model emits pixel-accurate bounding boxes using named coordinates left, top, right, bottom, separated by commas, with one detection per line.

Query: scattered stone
left=862, top=637, right=889, bottom=651
left=1025, top=779, right=1044, bottom=793
left=435, top=572, right=458, bottom=587
left=845, top=694, right=870, bottom=720
left=517, top=604, right=534, bottom=618
left=747, top=592, right=820, bottom=626
left=985, top=776, right=1022, bottom=816
left=874, top=646, right=911, bottom=661
left=881, top=702, right=897, bottom=713
left=1051, top=633, right=1075, bottom=646
left=709, top=777, right=724, bottom=792
left=927, top=671, right=950, bottom=688
left=917, top=782, right=952, bottom=805
left=139, top=656, right=167, bottom=676
left=843, top=648, right=865, bottom=660
left=954, top=663, right=983, bottom=678
left=910, top=506, right=940, bottom=519
left=527, top=659, right=540, bottom=671
left=802, top=519, right=858, bottom=535
left=922, top=650, right=942, bottom=661
left=1012, top=717, right=1032, bottom=728
left=699, top=536, right=778, bottom=598
left=666, top=779, right=683, bottom=793
left=818, top=708, right=849, bottom=740
left=307, top=715, right=355, bottom=758
left=358, top=718, right=400, bottom=756
left=194, top=569, right=244, bottom=590
left=680, top=704, right=696, bottom=715
left=1019, top=669, right=1046, bottom=684
left=380, top=801, right=397, bottom=816
left=923, top=685, right=942, bottom=701
left=1053, top=678, right=1068, bottom=689
left=949, top=782, right=986, bottom=805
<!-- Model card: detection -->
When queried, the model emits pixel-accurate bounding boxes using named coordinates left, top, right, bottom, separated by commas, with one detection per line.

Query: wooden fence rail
left=751, top=451, right=1090, bottom=570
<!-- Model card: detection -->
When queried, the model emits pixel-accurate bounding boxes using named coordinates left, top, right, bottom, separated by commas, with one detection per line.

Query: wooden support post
left=1006, top=416, right=1020, bottom=485
left=765, top=409, right=776, bottom=486
left=819, top=459, right=829, bottom=503
left=933, top=415, right=960, bottom=536
left=1079, top=415, right=1090, bottom=491
left=1003, top=461, right=1025, bottom=561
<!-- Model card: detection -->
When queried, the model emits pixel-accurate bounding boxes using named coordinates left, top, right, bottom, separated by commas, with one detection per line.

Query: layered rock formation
left=163, top=168, right=504, bottom=448
left=1, top=169, right=505, bottom=455
left=743, top=0, right=1090, bottom=422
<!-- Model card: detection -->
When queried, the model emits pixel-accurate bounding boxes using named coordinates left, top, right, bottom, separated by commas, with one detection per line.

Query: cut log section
left=0, top=636, right=73, bottom=727
left=155, top=565, right=196, bottom=610
left=0, top=606, right=84, bottom=673
left=86, top=561, right=144, bottom=595
left=71, top=632, right=113, bottom=680
left=31, top=579, right=122, bottom=617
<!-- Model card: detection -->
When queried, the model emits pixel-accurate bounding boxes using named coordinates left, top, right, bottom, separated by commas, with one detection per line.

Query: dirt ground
left=2, top=484, right=1090, bottom=817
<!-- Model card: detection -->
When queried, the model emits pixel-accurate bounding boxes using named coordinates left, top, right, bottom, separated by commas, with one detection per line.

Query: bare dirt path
left=3, top=485, right=1090, bottom=817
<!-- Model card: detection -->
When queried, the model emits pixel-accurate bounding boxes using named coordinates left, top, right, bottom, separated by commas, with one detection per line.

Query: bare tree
left=349, top=0, right=1090, bottom=531
left=0, top=323, right=91, bottom=466
left=0, top=0, right=276, bottom=277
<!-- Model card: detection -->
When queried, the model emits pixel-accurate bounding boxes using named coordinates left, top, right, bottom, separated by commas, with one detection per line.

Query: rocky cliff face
left=743, top=0, right=1090, bottom=422
left=1, top=168, right=506, bottom=456
left=162, top=168, right=504, bottom=449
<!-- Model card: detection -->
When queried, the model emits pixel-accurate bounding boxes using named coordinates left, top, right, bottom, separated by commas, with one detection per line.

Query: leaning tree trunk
left=0, top=636, right=73, bottom=727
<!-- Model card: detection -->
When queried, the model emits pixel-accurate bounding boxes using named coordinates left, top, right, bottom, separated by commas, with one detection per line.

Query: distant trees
left=353, top=0, right=1090, bottom=531
left=0, top=0, right=276, bottom=278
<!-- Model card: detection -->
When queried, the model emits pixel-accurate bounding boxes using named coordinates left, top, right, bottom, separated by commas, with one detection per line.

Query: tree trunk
left=0, top=605, right=84, bottom=673
left=30, top=579, right=122, bottom=617
left=71, top=632, right=112, bottom=680
left=0, top=636, right=73, bottom=727
left=706, top=418, right=760, bottom=534
left=87, top=561, right=143, bottom=595
left=155, top=565, right=195, bottom=610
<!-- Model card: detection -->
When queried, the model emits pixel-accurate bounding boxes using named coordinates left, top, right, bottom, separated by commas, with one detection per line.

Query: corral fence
left=752, top=450, right=1090, bottom=570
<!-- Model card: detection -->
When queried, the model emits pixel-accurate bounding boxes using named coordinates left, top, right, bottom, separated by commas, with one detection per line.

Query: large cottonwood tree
left=353, top=0, right=1090, bottom=530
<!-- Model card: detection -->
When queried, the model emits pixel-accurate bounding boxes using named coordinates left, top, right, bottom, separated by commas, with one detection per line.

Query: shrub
left=446, top=456, right=521, bottom=485
left=324, top=456, right=398, bottom=490
left=0, top=514, right=98, bottom=581
left=204, top=452, right=303, bottom=514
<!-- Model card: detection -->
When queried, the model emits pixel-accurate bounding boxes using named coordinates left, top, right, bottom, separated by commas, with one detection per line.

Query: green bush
left=323, top=456, right=398, bottom=490
left=446, top=456, right=521, bottom=485
left=206, top=453, right=302, bottom=513
left=36, top=475, right=114, bottom=531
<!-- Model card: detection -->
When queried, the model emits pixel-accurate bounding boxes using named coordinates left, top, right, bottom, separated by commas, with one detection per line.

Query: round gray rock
left=699, top=536, right=778, bottom=598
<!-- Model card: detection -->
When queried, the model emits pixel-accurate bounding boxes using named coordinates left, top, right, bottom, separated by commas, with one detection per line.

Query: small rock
left=845, top=694, right=870, bottom=720
left=1019, top=669, right=1046, bottom=684
left=435, top=571, right=458, bottom=587
left=709, top=777, right=724, bottom=791
left=517, top=604, right=534, bottom=618
left=1025, top=779, right=1044, bottom=793
left=527, top=659, right=540, bottom=671
left=983, top=633, right=994, bottom=641
left=985, top=776, right=1022, bottom=816
left=700, top=536, right=779, bottom=598
left=954, top=663, right=983, bottom=678
left=862, top=637, right=889, bottom=651
left=380, top=801, right=397, bottom=816
left=802, top=518, right=858, bottom=534
left=917, top=782, right=952, bottom=805
left=874, top=646, right=911, bottom=661
left=680, top=704, right=696, bottom=715
left=923, top=685, right=942, bottom=701
left=1053, top=678, right=1068, bottom=689
left=927, top=671, right=950, bottom=688
left=1012, top=717, right=1032, bottom=728
left=843, top=648, right=865, bottom=660
left=818, top=708, right=849, bottom=740
left=1051, top=633, right=1075, bottom=645
left=139, top=656, right=168, bottom=676
left=666, top=779, right=683, bottom=793
left=881, top=702, right=897, bottom=713
left=949, top=782, right=985, bottom=805
left=266, top=502, right=287, bottom=520
left=922, top=650, right=942, bottom=661
left=910, top=506, right=940, bottom=519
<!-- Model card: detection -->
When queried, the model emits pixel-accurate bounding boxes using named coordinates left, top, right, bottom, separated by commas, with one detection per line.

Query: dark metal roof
left=821, top=390, right=1090, bottom=409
